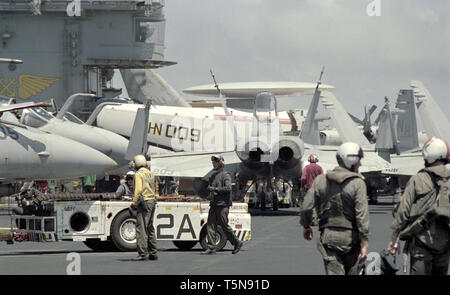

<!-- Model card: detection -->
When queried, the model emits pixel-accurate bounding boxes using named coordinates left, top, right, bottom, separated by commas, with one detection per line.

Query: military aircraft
left=152, top=86, right=306, bottom=210
left=14, top=93, right=131, bottom=172
left=91, top=77, right=337, bottom=209
left=94, top=81, right=333, bottom=153
left=318, top=105, right=378, bottom=146
left=374, top=93, right=425, bottom=190
left=0, top=101, right=118, bottom=182
left=296, top=82, right=395, bottom=202
left=375, top=81, right=449, bottom=183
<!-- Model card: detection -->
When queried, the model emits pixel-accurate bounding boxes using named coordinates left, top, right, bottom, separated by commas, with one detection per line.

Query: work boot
left=149, top=255, right=158, bottom=261
left=232, top=241, right=243, bottom=254
left=201, top=248, right=216, bottom=255
left=132, top=255, right=149, bottom=261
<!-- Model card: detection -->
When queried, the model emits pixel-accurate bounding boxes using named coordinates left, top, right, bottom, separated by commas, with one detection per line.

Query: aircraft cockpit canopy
left=20, top=107, right=54, bottom=128
left=254, top=91, right=278, bottom=118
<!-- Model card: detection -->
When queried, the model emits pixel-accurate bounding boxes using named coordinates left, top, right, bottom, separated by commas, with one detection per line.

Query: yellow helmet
left=133, top=154, right=147, bottom=168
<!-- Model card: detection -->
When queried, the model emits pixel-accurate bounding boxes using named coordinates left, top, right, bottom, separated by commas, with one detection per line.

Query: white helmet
left=133, top=154, right=147, bottom=168
left=336, top=142, right=364, bottom=169
left=422, top=137, right=450, bottom=165
left=125, top=171, right=135, bottom=180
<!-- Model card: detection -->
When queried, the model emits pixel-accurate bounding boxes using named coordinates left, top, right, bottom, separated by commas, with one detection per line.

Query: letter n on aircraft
left=148, top=122, right=162, bottom=136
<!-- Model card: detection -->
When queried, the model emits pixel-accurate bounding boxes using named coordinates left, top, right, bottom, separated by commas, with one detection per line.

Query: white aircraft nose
left=42, top=121, right=113, bottom=157
left=94, top=127, right=130, bottom=166
left=0, top=127, right=118, bottom=181
left=44, top=120, right=130, bottom=166
left=44, top=134, right=119, bottom=178
left=67, top=142, right=119, bottom=175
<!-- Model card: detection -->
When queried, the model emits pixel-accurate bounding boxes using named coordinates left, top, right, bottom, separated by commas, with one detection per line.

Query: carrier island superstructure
left=0, top=0, right=185, bottom=120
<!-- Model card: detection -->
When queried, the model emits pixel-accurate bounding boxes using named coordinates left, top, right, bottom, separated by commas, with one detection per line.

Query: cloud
left=155, top=0, right=449, bottom=119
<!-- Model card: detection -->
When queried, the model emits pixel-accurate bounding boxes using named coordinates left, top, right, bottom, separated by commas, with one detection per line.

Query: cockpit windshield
left=20, top=107, right=54, bottom=128
left=32, top=107, right=55, bottom=120
left=254, top=91, right=278, bottom=116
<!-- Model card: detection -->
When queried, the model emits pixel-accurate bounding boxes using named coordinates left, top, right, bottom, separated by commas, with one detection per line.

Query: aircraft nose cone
left=80, top=127, right=113, bottom=156
left=42, top=120, right=130, bottom=168
left=94, top=127, right=130, bottom=166
left=30, top=132, right=120, bottom=179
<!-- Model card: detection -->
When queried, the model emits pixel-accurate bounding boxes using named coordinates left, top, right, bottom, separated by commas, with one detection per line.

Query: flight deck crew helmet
left=133, top=154, right=147, bottom=168
left=308, top=154, right=319, bottom=163
left=211, top=154, right=224, bottom=163
left=422, top=137, right=450, bottom=165
left=211, top=154, right=225, bottom=169
left=336, top=142, right=364, bottom=169
left=125, top=171, right=135, bottom=180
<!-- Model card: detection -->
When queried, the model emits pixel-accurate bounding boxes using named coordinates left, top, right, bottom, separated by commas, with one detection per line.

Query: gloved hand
left=207, top=186, right=218, bottom=191
left=207, top=186, right=218, bottom=195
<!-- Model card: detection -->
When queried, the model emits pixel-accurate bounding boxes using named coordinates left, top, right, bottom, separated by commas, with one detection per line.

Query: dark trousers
left=83, top=186, right=95, bottom=193
left=136, top=199, right=157, bottom=257
left=206, top=205, right=239, bottom=250
left=410, top=244, right=450, bottom=275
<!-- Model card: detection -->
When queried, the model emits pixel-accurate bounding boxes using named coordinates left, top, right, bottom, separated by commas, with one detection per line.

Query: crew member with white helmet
left=387, top=137, right=450, bottom=275
left=300, top=142, right=370, bottom=275
left=115, top=171, right=135, bottom=199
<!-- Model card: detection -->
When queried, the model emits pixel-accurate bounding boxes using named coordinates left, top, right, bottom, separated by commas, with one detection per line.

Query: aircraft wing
left=382, top=153, right=424, bottom=176
left=150, top=151, right=240, bottom=178
left=304, top=143, right=391, bottom=174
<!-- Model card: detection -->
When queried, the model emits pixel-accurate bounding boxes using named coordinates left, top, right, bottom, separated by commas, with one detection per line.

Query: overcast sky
left=154, top=0, right=449, bottom=120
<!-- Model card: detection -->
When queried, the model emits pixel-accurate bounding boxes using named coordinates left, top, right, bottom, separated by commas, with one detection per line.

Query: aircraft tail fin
left=120, top=69, right=191, bottom=107
left=411, top=80, right=450, bottom=142
left=125, top=101, right=150, bottom=161
left=299, top=86, right=321, bottom=145
left=375, top=98, right=399, bottom=160
left=395, top=89, right=419, bottom=152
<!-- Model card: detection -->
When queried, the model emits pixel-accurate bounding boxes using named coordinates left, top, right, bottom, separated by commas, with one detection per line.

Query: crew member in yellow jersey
left=130, top=154, right=159, bottom=261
